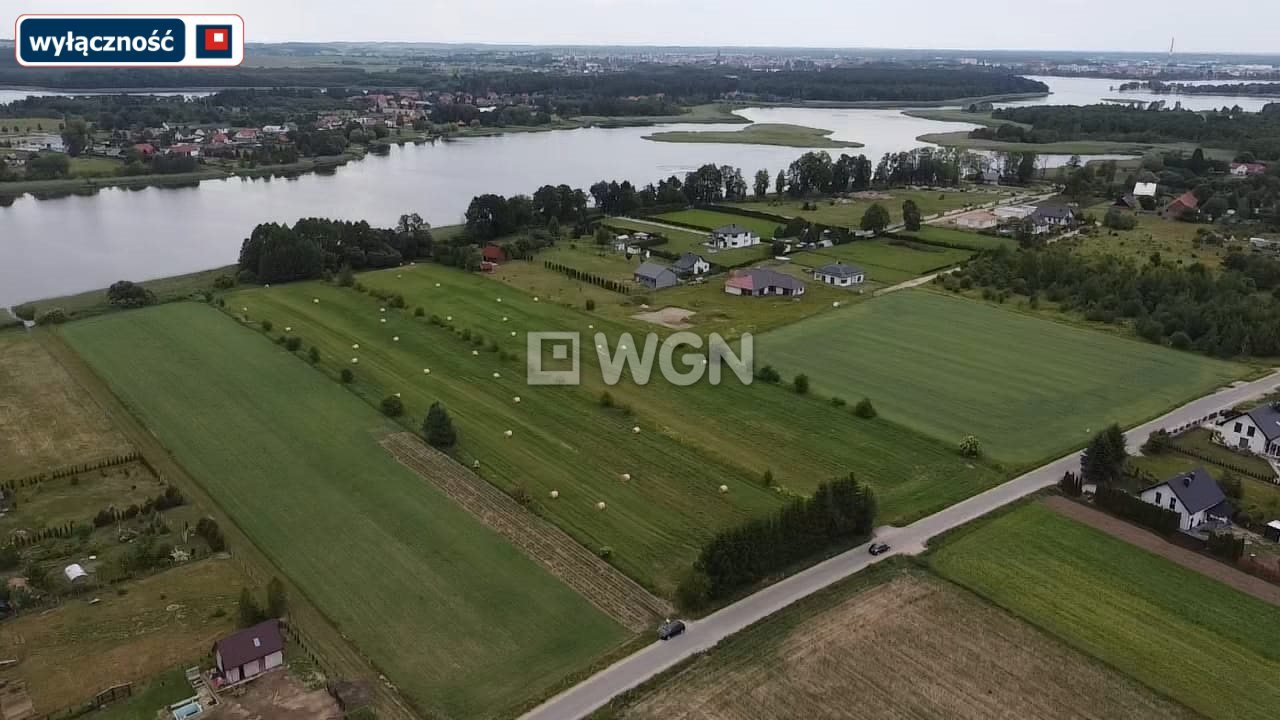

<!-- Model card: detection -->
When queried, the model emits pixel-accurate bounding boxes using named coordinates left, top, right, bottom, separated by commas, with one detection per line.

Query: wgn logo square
left=196, top=25, right=234, bottom=59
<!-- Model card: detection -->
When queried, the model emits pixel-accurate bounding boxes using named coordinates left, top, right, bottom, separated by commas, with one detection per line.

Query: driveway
left=519, top=369, right=1280, bottom=720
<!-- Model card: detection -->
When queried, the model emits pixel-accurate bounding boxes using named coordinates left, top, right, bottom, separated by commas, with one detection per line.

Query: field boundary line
left=1043, top=496, right=1280, bottom=607
left=382, top=432, right=673, bottom=632
left=34, top=328, right=422, bottom=720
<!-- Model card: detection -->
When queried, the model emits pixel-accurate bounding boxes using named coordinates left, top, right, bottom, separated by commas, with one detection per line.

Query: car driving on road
left=657, top=619, right=686, bottom=640
left=869, top=543, right=890, bottom=556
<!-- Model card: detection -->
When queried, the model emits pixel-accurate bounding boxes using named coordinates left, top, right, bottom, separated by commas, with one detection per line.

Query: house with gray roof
left=813, top=262, right=865, bottom=287
left=1139, top=468, right=1233, bottom=531
left=633, top=261, right=679, bottom=290
left=672, top=252, right=711, bottom=276
left=709, top=224, right=761, bottom=249
left=1216, top=403, right=1280, bottom=458
left=1031, top=205, right=1076, bottom=229
left=724, top=267, right=805, bottom=297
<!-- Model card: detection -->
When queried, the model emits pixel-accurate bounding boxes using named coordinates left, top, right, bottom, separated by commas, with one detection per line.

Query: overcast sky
left=13, top=1, right=1280, bottom=54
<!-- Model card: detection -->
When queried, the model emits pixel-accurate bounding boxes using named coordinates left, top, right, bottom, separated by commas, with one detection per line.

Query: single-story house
left=634, top=261, right=679, bottom=290
left=709, top=224, right=761, bottom=250
left=167, top=144, right=200, bottom=158
left=213, top=619, right=285, bottom=686
left=672, top=252, right=710, bottom=276
left=1230, top=162, right=1267, bottom=177
left=233, top=128, right=260, bottom=143
left=813, top=262, right=865, bottom=287
left=1139, top=468, right=1233, bottom=531
left=481, top=245, right=506, bottom=263
left=724, top=268, right=806, bottom=297
left=1133, top=181, right=1158, bottom=198
left=1162, top=191, right=1200, bottom=221
left=1032, top=205, right=1075, bottom=228
left=1216, top=403, right=1280, bottom=458
left=955, top=210, right=999, bottom=230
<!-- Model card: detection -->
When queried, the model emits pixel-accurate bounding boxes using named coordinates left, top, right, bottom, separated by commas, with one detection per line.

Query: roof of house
left=1233, top=403, right=1280, bottom=441
left=672, top=252, right=706, bottom=271
left=215, top=619, right=284, bottom=670
left=482, top=245, right=505, bottom=259
left=815, top=262, right=864, bottom=279
left=725, top=267, right=805, bottom=292
left=1268, top=520, right=1280, bottom=531
left=1166, top=191, right=1199, bottom=212
left=713, top=224, right=755, bottom=236
left=1143, top=467, right=1228, bottom=515
left=1032, top=205, right=1075, bottom=221
left=634, top=261, right=675, bottom=280
left=1133, top=182, right=1158, bottom=197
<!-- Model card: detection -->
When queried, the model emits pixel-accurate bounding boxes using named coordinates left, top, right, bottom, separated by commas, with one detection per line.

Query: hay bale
left=832, top=301, right=840, bottom=308
left=596, top=501, right=607, bottom=511
left=503, top=430, right=513, bottom=438
left=534, top=296, right=540, bottom=302
left=719, top=484, right=729, bottom=493
left=513, top=396, right=521, bottom=403
left=393, top=336, right=400, bottom=342
left=352, top=343, right=360, bottom=349
left=423, top=368, right=431, bottom=374
left=446, top=315, right=453, bottom=321
left=496, top=298, right=503, bottom=303
left=471, top=350, right=479, bottom=356
left=492, top=372, right=501, bottom=378
left=502, top=316, right=508, bottom=322
left=380, top=318, right=387, bottom=324
left=380, top=307, right=387, bottom=312
left=549, top=490, right=559, bottom=499
left=510, top=331, right=517, bottom=337
left=621, top=473, right=631, bottom=481
left=313, top=298, right=320, bottom=304
left=632, top=426, right=641, bottom=434
left=473, top=459, right=481, bottom=468
left=285, top=326, right=292, bottom=332
left=351, top=357, right=359, bottom=364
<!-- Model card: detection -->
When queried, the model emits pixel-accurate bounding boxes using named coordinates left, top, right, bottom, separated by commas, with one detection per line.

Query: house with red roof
left=167, top=143, right=201, bottom=158
left=212, top=619, right=284, bottom=686
left=482, top=245, right=507, bottom=264
left=132, top=143, right=156, bottom=157
left=1230, top=162, right=1267, bottom=177
left=1162, top=191, right=1200, bottom=221
left=724, top=267, right=806, bottom=297
left=233, top=128, right=260, bottom=143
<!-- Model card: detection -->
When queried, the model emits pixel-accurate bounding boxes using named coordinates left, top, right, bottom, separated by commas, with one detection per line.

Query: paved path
left=520, top=369, right=1280, bottom=720
left=874, top=267, right=958, bottom=296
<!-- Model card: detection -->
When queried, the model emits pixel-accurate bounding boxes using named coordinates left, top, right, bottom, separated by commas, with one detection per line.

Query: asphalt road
left=520, top=369, right=1280, bottom=720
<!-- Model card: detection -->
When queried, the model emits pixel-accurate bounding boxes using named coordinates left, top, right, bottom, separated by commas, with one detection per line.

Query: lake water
left=0, top=76, right=1273, bottom=307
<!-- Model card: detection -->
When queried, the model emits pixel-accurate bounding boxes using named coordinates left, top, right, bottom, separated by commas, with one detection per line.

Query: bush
left=106, top=280, right=157, bottom=308
left=756, top=365, right=781, bottom=384
left=599, top=391, right=614, bottom=408
left=261, top=320, right=274, bottom=332
left=959, top=435, right=982, bottom=457
left=337, top=265, right=355, bottom=287
left=12, top=303, right=36, bottom=321
left=842, top=398, right=874, bottom=421
left=308, top=346, right=320, bottom=363
left=414, top=306, right=425, bottom=317
left=285, top=336, right=302, bottom=352
left=762, top=469, right=774, bottom=487
left=585, top=299, right=596, bottom=311
left=36, top=307, right=67, bottom=325
left=340, top=368, right=354, bottom=383
left=830, top=396, right=846, bottom=407
left=423, top=402, right=457, bottom=449
left=213, top=274, right=236, bottom=289
left=381, top=395, right=405, bottom=417
left=793, top=374, right=810, bottom=394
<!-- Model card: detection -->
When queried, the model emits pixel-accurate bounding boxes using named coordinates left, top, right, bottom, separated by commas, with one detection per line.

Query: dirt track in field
left=382, top=433, right=672, bottom=632
left=1044, top=496, right=1280, bottom=607
left=620, top=574, right=1196, bottom=720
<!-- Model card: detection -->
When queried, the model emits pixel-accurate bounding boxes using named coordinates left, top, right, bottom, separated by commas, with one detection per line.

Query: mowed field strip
left=61, top=304, right=628, bottom=720
left=606, top=569, right=1195, bottom=720
left=0, top=330, right=131, bottom=481
left=756, top=290, right=1249, bottom=465
left=931, top=503, right=1280, bottom=720
left=383, top=433, right=673, bottom=631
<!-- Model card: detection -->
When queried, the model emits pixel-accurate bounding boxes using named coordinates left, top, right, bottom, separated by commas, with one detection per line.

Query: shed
left=1266, top=520, right=1280, bottom=542
left=63, top=564, right=89, bottom=584
left=634, top=262, right=679, bottom=290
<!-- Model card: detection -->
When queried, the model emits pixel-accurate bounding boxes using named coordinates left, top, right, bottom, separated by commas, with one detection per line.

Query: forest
left=974, top=104, right=1280, bottom=159
left=1119, top=80, right=1280, bottom=97
left=0, top=90, right=354, bottom=129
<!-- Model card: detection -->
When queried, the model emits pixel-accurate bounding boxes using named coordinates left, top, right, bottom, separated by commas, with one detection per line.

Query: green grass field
left=599, top=218, right=710, bottom=253
left=789, top=239, right=974, bottom=281
left=899, top=225, right=1015, bottom=251
left=0, top=117, right=62, bottom=134
left=932, top=503, right=1280, bottom=720
left=643, top=123, right=863, bottom=149
left=1072, top=211, right=1235, bottom=270
left=756, top=290, right=1249, bottom=465
left=271, top=264, right=1007, bottom=528
left=727, top=189, right=1008, bottom=228
left=655, top=209, right=781, bottom=239
left=61, top=304, right=628, bottom=720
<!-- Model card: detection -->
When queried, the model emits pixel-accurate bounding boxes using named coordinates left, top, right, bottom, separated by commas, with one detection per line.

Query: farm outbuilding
left=63, top=563, right=89, bottom=584
left=213, top=619, right=285, bottom=686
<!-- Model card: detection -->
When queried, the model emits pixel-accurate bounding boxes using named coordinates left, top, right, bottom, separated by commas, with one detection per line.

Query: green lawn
left=643, top=123, right=863, bottom=149
left=654, top=209, right=781, bottom=239
left=756, top=290, right=1249, bottom=466
left=727, top=189, right=1009, bottom=228
left=899, top=225, right=1015, bottom=251
left=599, top=218, right=710, bottom=254
left=94, top=667, right=195, bottom=720
left=0, top=117, right=62, bottom=134
left=932, top=503, right=1280, bottom=720
left=14, top=265, right=237, bottom=321
left=328, top=264, right=1007, bottom=527
left=790, top=239, right=974, bottom=280
left=68, top=155, right=124, bottom=178
left=1128, top=429, right=1280, bottom=521
left=1072, top=211, right=1236, bottom=270
left=61, top=303, right=628, bottom=720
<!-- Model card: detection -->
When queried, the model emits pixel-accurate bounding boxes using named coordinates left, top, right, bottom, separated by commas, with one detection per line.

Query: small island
left=643, top=123, right=864, bottom=149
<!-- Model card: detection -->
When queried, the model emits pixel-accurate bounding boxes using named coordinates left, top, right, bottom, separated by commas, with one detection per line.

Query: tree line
left=678, top=473, right=876, bottom=609
left=955, top=245, right=1280, bottom=358
left=238, top=215, right=435, bottom=283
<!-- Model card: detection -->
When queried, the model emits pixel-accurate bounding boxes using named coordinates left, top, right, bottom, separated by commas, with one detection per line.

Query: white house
left=709, top=224, right=760, bottom=250
left=993, top=205, right=1037, bottom=221
left=813, top=262, right=865, bottom=287
left=1133, top=182, right=1158, bottom=198
left=672, top=252, right=711, bottom=276
left=213, top=619, right=285, bottom=686
left=1139, top=468, right=1233, bottom=531
left=1216, top=404, right=1280, bottom=457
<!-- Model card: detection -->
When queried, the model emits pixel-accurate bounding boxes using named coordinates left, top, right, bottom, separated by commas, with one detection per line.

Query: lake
left=0, top=76, right=1272, bottom=307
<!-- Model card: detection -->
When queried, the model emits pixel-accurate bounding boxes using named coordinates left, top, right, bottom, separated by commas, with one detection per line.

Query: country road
left=520, top=369, right=1280, bottom=720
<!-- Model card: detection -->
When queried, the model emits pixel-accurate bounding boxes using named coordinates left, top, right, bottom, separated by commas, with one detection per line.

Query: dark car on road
left=657, top=619, right=686, bottom=641
left=869, top=543, right=890, bottom=556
